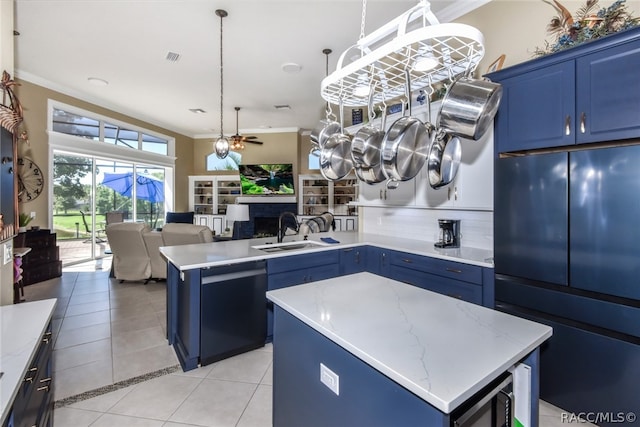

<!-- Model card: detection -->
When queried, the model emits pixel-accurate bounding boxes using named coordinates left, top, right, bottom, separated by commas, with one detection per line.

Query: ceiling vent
left=166, top=52, right=181, bottom=62
left=189, top=108, right=206, bottom=114
left=274, top=105, right=291, bottom=110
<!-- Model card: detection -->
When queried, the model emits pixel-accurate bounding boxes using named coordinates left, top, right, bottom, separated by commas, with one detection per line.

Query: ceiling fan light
left=215, top=136, right=230, bottom=159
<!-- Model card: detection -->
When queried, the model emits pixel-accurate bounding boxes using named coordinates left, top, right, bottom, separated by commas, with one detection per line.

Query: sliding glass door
left=53, top=152, right=169, bottom=266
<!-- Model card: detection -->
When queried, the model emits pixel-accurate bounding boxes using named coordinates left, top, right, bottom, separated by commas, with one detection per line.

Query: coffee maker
left=434, top=219, right=461, bottom=248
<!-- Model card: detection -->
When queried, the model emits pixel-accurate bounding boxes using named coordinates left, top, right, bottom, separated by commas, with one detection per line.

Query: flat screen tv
left=239, top=164, right=295, bottom=195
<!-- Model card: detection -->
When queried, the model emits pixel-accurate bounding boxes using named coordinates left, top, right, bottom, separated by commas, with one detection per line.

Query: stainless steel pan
left=320, top=100, right=353, bottom=181
left=437, top=76, right=503, bottom=141
left=427, top=129, right=462, bottom=189
left=381, top=70, right=431, bottom=186
left=310, top=111, right=341, bottom=149
left=352, top=85, right=386, bottom=169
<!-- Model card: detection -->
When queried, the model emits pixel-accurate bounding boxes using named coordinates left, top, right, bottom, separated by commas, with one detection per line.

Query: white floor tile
left=53, top=338, right=112, bottom=372
left=69, top=385, right=136, bottom=412
left=236, top=384, right=273, bottom=427
left=53, top=407, right=102, bottom=427
left=206, top=349, right=273, bottom=384
left=54, top=358, right=114, bottom=401
left=168, top=378, right=258, bottom=427
left=91, top=413, right=166, bottom=427
left=54, top=322, right=111, bottom=349
left=108, top=374, right=202, bottom=421
left=59, top=309, right=111, bottom=332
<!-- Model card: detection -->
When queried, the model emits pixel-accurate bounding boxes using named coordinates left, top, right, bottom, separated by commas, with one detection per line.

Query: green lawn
left=53, top=212, right=102, bottom=239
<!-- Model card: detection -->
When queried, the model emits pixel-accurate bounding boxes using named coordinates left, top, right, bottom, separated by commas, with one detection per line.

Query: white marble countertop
left=267, top=273, right=552, bottom=414
left=0, top=299, right=57, bottom=424
left=160, top=231, right=493, bottom=271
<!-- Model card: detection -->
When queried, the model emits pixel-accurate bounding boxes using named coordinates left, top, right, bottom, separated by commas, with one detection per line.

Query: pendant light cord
left=219, top=11, right=224, bottom=138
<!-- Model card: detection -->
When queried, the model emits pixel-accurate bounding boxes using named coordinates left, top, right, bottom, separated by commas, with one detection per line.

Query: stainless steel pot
left=320, top=100, right=353, bottom=181
left=381, top=71, right=431, bottom=185
left=352, top=87, right=386, bottom=169
left=310, top=115, right=341, bottom=149
left=427, top=129, right=462, bottom=189
left=437, top=76, right=503, bottom=141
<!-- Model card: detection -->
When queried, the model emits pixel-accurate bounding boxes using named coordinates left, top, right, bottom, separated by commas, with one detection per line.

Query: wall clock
left=17, top=157, right=44, bottom=203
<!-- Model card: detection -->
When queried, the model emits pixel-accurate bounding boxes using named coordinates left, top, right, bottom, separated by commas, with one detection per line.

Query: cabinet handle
left=402, top=258, right=413, bottom=263
left=43, top=331, right=52, bottom=344
left=565, top=115, right=571, bottom=136
left=447, top=187, right=451, bottom=201
left=342, top=248, right=354, bottom=253
left=36, top=385, right=50, bottom=392
left=454, top=186, right=458, bottom=201
left=445, top=268, right=463, bottom=274
left=384, top=190, right=387, bottom=200
left=447, top=294, right=463, bottom=300
left=580, top=112, right=586, bottom=133
left=39, top=377, right=52, bottom=384
left=379, top=189, right=383, bottom=199
left=24, top=367, right=38, bottom=383
left=355, top=252, right=360, bottom=263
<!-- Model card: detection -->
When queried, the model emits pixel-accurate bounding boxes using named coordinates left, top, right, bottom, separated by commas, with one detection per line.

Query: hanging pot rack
left=320, top=0, right=485, bottom=107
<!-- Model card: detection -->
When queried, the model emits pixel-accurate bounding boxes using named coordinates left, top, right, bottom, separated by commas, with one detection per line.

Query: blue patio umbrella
left=101, top=172, right=164, bottom=203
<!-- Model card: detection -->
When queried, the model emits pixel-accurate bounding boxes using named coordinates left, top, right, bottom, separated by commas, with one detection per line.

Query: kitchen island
left=267, top=273, right=552, bottom=427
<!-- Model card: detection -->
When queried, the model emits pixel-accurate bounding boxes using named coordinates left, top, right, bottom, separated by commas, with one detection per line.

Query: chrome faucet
left=277, top=212, right=299, bottom=243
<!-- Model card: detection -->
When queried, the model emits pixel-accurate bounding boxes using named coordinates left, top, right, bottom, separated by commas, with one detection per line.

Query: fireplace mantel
left=237, top=196, right=296, bottom=204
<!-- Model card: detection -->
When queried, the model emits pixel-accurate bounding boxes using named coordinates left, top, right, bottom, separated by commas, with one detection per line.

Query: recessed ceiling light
left=189, top=108, right=206, bottom=114
left=87, top=77, right=109, bottom=86
left=281, top=63, right=302, bottom=73
left=166, top=52, right=181, bottom=62
left=274, top=105, right=291, bottom=110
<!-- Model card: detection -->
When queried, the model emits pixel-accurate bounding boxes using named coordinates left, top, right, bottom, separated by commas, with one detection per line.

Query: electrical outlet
left=30, top=211, right=36, bottom=219
left=320, top=363, right=339, bottom=396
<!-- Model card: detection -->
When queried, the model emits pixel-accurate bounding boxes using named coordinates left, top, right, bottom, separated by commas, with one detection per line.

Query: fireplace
left=254, top=217, right=278, bottom=237
left=236, top=203, right=297, bottom=239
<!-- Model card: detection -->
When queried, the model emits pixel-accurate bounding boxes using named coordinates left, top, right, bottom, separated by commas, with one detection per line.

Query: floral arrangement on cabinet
left=535, top=0, right=639, bottom=56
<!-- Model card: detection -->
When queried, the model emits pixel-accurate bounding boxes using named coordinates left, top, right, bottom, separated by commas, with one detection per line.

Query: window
left=52, top=107, right=169, bottom=155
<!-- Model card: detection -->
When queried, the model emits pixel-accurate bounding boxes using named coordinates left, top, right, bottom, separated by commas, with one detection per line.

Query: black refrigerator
left=495, top=144, right=640, bottom=422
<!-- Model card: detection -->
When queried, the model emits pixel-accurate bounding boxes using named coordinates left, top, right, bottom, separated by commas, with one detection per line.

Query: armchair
left=106, top=222, right=152, bottom=282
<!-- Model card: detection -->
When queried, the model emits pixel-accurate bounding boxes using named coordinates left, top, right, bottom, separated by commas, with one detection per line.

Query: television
left=239, top=164, right=295, bottom=195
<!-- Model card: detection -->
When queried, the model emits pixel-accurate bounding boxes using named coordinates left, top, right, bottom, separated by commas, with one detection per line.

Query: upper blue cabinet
left=488, top=27, right=640, bottom=153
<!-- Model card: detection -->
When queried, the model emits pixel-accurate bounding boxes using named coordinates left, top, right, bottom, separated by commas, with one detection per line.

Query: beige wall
left=0, top=0, right=14, bottom=305
left=14, top=80, right=195, bottom=221
left=458, top=0, right=640, bottom=74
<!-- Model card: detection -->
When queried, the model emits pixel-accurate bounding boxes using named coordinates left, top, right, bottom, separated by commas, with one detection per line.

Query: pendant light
left=214, top=9, right=230, bottom=159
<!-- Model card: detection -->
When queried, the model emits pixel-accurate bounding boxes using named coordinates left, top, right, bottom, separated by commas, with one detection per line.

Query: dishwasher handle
left=201, top=268, right=266, bottom=285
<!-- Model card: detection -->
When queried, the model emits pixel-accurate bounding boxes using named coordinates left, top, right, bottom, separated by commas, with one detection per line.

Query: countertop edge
left=160, top=232, right=493, bottom=271
left=1, top=299, right=57, bottom=425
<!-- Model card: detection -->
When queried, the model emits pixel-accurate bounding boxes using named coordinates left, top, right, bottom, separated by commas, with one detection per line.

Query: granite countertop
left=159, top=231, right=493, bottom=271
left=266, top=272, right=552, bottom=414
left=0, top=299, right=57, bottom=424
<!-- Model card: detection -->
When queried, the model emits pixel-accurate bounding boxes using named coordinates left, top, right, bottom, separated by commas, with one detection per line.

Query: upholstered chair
left=106, top=222, right=152, bottom=282
left=161, top=223, right=213, bottom=246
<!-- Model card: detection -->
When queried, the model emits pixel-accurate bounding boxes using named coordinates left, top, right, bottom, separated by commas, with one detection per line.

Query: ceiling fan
left=230, top=107, right=264, bottom=150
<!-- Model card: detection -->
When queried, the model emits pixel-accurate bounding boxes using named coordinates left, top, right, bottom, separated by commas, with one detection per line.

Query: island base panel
left=272, top=307, right=450, bottom=427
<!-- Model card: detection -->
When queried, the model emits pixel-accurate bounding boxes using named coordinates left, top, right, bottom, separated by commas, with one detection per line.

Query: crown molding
left=436, top=0, right=492, bottom=23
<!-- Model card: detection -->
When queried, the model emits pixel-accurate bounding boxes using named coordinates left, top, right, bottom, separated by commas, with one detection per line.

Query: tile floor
left=20, top=259, right=592, bottom=427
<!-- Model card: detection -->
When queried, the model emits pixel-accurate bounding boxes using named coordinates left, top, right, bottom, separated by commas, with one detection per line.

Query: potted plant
left=18, top=212, right=33, bottom=232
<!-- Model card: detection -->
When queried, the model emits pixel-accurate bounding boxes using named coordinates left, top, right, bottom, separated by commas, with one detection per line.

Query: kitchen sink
left=251, top=240, right=328, bottom=253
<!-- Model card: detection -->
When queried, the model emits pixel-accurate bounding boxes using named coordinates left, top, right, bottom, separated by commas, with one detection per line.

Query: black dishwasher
left=200, top=260, right=267, bottom=366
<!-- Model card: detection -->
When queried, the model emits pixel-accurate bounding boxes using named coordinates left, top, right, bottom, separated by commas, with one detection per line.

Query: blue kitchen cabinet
left=387, top=251, right=493, bottom=307
left=338, top=247, right=366, bottom=275
left=494, top=61, right=575, bottom=152
left=364, top=246, right=392, bottom=277
left=490, top=27, right=640, bottom=153
left=266, top=250, right=340, bottom=340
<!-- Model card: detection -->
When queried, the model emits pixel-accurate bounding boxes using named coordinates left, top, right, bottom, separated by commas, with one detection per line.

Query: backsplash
left=360, top=206, right=493, bottom=251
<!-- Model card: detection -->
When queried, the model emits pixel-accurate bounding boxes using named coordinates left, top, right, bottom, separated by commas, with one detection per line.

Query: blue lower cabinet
left=365, top=246, right=393, bottom=277
left=267, top=251, right=341, bottom=340
left=272, top=307, right=449, bottom=427
left=390, top=266, right=483, bottom=305
left=339, top=247, right=366, bottom=275
left=497, top=303, right=640, bottom=422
